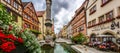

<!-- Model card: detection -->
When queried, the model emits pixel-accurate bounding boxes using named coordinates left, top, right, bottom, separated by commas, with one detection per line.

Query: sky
left=22, top=0, right=85, bottom=34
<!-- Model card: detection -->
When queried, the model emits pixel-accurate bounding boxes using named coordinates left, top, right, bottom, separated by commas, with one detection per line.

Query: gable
left=24, top=2, right=39, bottom=22
left=29, top=2, right=35, bottom=12
left=24, top=2, right=36, bottom=13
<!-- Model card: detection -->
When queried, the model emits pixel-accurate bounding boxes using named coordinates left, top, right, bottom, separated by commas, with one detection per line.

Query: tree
left=71, top=33, right=87, bottom=44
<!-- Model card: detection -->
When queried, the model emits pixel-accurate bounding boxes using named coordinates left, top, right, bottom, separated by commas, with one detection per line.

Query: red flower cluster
left=0, top=31, right=24, bottom=52
left=0, top=31, right=6, bottom=39
left=0, top=42, right=16, bottom=52
left=7, top=34, right=17, bottom=41
left=17, top=37, right=23, bottom=43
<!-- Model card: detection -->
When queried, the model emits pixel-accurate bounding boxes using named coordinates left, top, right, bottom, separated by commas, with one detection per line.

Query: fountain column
left=45, top=0, right=52, bottom=41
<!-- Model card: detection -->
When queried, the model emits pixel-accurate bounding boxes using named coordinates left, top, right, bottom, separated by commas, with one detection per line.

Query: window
left=92, top=19, right=96, bottom=25
left=27, top=24, right=30, bottom=28
left=106, top=11, right=113, bottom=20
left=118, top=7, right=120, bottom=15
left=99, top=15, right=105, bottom=23
left=14, top=2, right=18, bottom=9
left=90, top=5, right=96, bottom=15
left=79, top=25, right=84, bottom=31
left=6, top=7, right=10, bottom=13
left=12, top=13, right=18, bottom=22
left=5, top=0, right=10, bottom=4
left=27, top=16, right=30, bottom=20
left=88, top=21, right=92, bottom=26
left=24, top=23, right=27, bottom=28
left=24, top=14, right=27, bottom=18
left=101, top=0, right=112, bottom=7
left=102, top=0, right=109, bottom=4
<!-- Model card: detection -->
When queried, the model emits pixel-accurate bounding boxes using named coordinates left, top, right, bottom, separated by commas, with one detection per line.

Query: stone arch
left=90, top=33, right=96, bottom=42
left=102, top=30, right=116, bottom=37
left=101, top=30, right=116, bottom=43
left=90, top=33, right=96, bottom=37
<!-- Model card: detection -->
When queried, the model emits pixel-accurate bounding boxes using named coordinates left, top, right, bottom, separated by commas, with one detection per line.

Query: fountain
left=40, top=0, right=55, bottom=47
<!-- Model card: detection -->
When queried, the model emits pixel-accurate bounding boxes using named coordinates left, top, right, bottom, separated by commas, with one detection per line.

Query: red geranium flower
left=0, top=32, right=6, bottom=39
left=17, top=37, right=23, bottom=43
left=7, top=34, right=17, bottom=41
left=0, top=42, right=16, bottom=52
left=1, top=39, right=7, bottom=43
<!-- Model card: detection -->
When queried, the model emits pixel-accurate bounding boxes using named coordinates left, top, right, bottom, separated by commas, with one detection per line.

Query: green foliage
left=0, top=3, right=13, bottom=25
left=71, top=33, right=87, bottom=44
left=0, top=3, right=41, bottom=53
left=20, top=30, right=41, bottom=53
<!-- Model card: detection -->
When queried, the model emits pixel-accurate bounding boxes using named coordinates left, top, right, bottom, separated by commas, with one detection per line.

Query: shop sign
left=92, top=21, right=120, bottom=31
left=92, top=25, right=110, bottom=31
left=116, top=38, right=120, bottom=44
left=111, top=21, right=120, bottom=30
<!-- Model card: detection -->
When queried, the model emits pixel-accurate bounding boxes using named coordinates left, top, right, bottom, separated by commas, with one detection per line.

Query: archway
left=90, top=33, right=96, bottom=42
left=102, top=31, right=115, bottom=43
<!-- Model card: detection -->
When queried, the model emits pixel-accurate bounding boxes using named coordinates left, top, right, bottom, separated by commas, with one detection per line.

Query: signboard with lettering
left=92, top=24, right=110, bottom=31
left=91, top=21, right=120, bottom=33
left=111, top=21, right=120, bottom=30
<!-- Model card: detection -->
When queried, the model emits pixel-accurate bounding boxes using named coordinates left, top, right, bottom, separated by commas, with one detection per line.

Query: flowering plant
left=0, top=3, right=41, bottom=53
left=0, top=4, right=24, bottom=53
left=0, top=30, right=23, bottom=53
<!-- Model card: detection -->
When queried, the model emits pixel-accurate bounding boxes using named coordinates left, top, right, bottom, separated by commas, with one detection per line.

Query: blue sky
left=22, top=0, right=85, bottom=34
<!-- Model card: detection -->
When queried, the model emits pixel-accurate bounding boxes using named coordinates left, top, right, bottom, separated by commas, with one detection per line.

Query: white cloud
left=22, top=0, right=46, bottom=11
left=22, top=0, right=85, bottom=34
left=54, top=0, right=85, bottom=34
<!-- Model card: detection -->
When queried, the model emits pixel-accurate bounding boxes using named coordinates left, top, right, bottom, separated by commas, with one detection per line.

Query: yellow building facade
left=37, top=11, right=46, bottom=40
